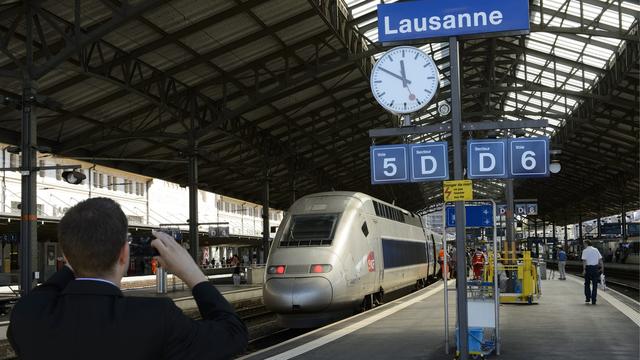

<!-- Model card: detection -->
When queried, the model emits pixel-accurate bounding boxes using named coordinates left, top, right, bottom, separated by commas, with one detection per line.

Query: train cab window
left=361, top=222, right=369, bottom=237
left=280, top=214, right=338, bottom=247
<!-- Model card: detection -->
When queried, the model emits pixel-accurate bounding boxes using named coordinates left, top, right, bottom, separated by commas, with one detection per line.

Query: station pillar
left=449, top=37, right=468, bottom=359
left=261, top=172, right=270, bottom=264
left=578, top=215, right=583, bottom=249
left=188, top=152, right=199, bottom=261
left=19, top=3, right=38, bottom=295
left=621, top=202, right=627, bottom=240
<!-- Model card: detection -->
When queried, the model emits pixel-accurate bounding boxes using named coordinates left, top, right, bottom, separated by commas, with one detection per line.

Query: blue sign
left=497, top=204, right=507, bottom=216
left=446, top=205, right=494, bottom=228
left=371, top=145, right=409, bottom=184
left=526, top=203, right=538, bottom=215
left=509, top=138, right=549, bottom=177
left=515, top=203, right=527, bottom=216
left=467, top=139, right=508, bottom=179
left=377, top=0, right=530, bottom=43
left=409, top=142, right=448, bottom=182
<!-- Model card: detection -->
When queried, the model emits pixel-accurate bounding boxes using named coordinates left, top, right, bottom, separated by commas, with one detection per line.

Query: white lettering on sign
left=420, top=156, right=437, bottom=175
left=475, top=147, right=490, bottom=151
left=416, top=149, right=433, bottom=154
left=383, top=158, right=397, bottom=176
left=521, top=151, right=536, bottom=170
left=377, top=152, right=387, bottom=157
left=479, top=153, right=496, bottom=172
left=383, top=11, right=503, bottom=36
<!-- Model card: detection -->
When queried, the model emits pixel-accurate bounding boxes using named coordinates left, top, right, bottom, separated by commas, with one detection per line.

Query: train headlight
left=309, top=264, right=333, bottom=274
left=267, top=265, right=286, bottom=274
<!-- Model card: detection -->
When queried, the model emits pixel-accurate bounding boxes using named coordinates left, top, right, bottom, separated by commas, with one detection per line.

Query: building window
left=9, top=153, right=19, bottom=168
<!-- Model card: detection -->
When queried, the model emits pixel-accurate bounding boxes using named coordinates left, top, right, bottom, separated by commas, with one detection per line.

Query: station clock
left=370, top=46, right=439, bottom=114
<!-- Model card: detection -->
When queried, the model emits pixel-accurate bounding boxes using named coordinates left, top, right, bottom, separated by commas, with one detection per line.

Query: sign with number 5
left=370, top=145, right=409, bottom=184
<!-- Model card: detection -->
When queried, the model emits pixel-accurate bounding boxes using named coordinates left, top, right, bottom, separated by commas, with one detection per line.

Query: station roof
left=0, top=0, right=637, bottom=225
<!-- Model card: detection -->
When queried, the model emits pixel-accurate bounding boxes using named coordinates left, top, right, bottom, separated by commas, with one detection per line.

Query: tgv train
left=263, top=192, right=441, bottom=328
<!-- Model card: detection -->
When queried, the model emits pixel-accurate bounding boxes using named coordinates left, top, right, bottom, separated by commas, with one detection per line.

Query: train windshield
left=280, top=214, right=339, bottom=247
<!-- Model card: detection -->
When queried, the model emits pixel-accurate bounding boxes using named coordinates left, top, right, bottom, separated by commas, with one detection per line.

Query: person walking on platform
left=471, top=248, right=486, bottom=280
left=231, top=254, right=241, bottom=286
left=557, top=246, right=567, bottom=280
left=437, top=247, right=448, bottom=278
left=581, top=240, right=604, bottom=305
left=8, top=198, right=248, bottom=360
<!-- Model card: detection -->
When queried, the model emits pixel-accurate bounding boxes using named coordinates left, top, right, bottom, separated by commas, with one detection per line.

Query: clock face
left=370, top=46, right=439, bottom=114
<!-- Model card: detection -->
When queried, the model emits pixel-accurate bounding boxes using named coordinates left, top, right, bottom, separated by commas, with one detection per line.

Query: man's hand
left=151, top=230, right=207, bottom=288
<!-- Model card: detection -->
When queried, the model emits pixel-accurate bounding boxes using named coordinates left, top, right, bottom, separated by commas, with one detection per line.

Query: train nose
left=263, top=277, right=333, bottom=313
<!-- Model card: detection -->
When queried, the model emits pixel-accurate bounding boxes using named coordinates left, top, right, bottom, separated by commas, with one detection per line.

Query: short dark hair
left=58, top=198, right=128, bottom=276
left=584, top=240, right=592, bottom=247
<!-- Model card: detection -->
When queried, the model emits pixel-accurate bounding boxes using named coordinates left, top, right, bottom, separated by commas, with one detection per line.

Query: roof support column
left=262, top=168, right=270, bottom=265
left=578, top=215, right=583, bottom=249
left=597, top=206, right=601, bottom=238
left=534, top=219, right=539, bottom=258
left=19, top=1, right=38, bottom=295
left=621, top=201, right=627, bottom=240
left=449, top=37, right=468, bottom=360
left=188, top=119, right=199, bottom=261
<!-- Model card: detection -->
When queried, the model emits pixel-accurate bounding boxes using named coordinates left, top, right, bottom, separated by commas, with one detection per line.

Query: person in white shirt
left=581, top=240, right=604, bottom=305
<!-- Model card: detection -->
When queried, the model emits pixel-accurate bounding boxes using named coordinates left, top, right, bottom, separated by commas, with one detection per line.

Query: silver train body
left=263, top=192, right=441, bottom=327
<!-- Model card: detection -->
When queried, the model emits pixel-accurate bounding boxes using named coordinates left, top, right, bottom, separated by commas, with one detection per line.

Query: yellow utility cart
left=485, top=249, right=541, bottom=304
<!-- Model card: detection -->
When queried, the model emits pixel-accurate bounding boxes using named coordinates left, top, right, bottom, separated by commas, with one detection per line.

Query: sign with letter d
left=467, top=139, right=508, bottom=179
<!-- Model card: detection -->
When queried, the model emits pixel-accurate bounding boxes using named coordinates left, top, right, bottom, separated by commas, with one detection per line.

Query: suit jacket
left=8, top=267, right=248, bottom=359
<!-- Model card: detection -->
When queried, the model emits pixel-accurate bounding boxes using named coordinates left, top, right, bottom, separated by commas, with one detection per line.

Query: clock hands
left=400, top=60, right=409, bottom=88
left=399, top=60, right=417, bottom=102
left=378, top=66, right=412, bottom=85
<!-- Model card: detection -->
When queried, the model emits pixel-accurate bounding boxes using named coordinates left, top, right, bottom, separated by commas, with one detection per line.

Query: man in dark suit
left=8, top=197, right=248, bottom=359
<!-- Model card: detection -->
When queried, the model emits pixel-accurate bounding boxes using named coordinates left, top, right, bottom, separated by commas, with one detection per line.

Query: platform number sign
left=370, top=145, right=409, bottom=184
left=509, top=138, right=549, bottom=177
left=371, top=142, right=449, bottom=184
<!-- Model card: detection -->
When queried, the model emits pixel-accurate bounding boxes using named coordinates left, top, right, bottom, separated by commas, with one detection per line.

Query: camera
left=129, top=235, right=159, bottom=257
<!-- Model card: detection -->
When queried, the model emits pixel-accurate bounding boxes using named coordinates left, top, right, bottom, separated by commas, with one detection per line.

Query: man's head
left=584, top=240, right=592, bottom=247
left=58, top=197, right=129, bottom=278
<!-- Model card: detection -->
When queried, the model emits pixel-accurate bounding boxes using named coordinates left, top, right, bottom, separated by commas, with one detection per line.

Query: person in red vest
left=471, top=248, right=486, bottom=280
left=438, top=248, right=447, bottom=278
left=151, top=258, right=158, bottom=275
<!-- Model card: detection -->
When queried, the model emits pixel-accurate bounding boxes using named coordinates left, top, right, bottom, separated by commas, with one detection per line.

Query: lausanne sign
left=377, top=0, right=530, bottom=42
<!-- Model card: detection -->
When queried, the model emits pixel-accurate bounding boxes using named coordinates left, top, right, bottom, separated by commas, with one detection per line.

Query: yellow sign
left=443, top=180, right=473, bottom=202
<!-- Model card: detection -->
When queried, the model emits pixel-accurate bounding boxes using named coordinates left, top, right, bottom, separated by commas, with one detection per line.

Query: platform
left=242, top=276, right=639, bottom=360
left=124, top=282, right=263, bottom=311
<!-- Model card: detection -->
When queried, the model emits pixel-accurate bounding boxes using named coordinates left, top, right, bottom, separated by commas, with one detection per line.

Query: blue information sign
left=371, top=145, right=409, bottom=184
left=377, top=0, right=530, bottom=43
left=526, top=203, right=538, bottom=215
left=497, top=204, right=507, bottom=216
left=409, top=142, right=448, bottom=182
left=515, top=203, right=527, bottom=216
left=509, top=138, right=549, bottom=177
left=446, top=205, right=494, bottom=228
left=467, top=139, right=508, bottom=179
